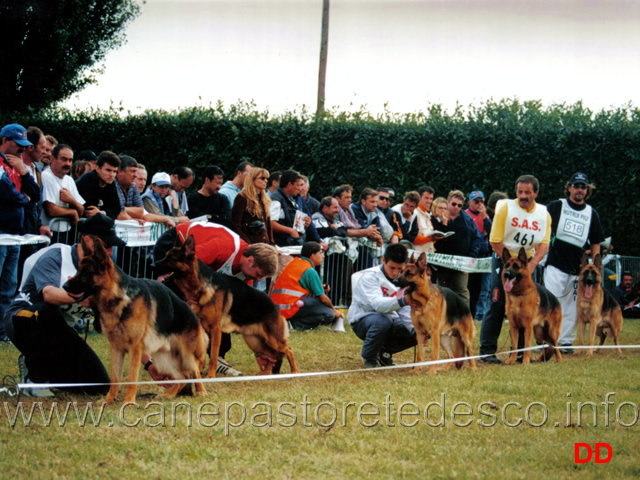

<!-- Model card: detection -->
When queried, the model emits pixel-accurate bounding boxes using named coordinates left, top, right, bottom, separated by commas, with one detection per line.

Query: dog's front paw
left=504, top=356, right=517, bottom=365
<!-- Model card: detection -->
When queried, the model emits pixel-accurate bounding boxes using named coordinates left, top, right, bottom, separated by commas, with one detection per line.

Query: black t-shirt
left=75, top=170, right=123, bottom=219
left=187, top=191, right=232, bottom=227
left=546, top=199, right=605, bottom=274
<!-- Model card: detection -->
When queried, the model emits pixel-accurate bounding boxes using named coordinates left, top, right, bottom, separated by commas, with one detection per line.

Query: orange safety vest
left=271, top=257, right=313, bottom=319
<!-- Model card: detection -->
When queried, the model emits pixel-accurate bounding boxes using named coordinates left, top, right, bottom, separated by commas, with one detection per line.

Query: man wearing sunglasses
left=543, top=172, right=605, bottom=353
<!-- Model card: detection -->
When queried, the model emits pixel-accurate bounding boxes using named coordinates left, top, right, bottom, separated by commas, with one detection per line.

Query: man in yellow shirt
left=479, top=175, right=552, bottom=364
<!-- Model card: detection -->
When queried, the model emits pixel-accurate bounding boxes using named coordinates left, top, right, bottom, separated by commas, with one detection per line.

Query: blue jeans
left=351, top=313, right=416, bottom=364
left=475, top=272, right=492, bottom=321
left=0, top=245, right=20, bottom=337
left=289, top=296, right=335, bottom=330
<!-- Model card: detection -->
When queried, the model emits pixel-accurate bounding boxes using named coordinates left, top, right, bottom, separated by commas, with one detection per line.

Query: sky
left=63, top=0, right=640, bottom=116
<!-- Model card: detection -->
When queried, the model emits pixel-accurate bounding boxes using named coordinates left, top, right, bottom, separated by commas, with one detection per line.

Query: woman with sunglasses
left=232, top=167, right=275, bottom=245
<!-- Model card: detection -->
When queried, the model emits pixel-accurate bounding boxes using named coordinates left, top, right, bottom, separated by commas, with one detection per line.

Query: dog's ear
left=80, top=235, right=95, bottom=257
left=409, top=253, right=415, bottom=264
left=593, top=253, right=602, bottom=270
left=184, top=235, right=197, bottom=258
left=501, top=248, right=511, bottom=265
left=580, top=252, right=590, bottom=269
left=90, top=237, right=111, bottom=265
left=518, top=247, right=528, bottom=265
left=416, top=252, right=427, bottom=272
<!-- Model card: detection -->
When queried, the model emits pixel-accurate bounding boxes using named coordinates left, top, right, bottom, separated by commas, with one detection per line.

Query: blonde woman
left=431, top=196, right=449, bottom=223
left=232, top=167, right=275, bottom=245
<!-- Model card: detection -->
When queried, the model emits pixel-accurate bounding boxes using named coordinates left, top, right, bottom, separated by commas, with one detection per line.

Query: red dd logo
left=574, top=443, right=612, bottom=464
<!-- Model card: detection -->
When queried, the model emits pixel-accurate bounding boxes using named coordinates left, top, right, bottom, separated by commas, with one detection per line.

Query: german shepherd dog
left=396, top=252, right=476, bottom=374
left=154, top=235, right=299, bottom=376
left=576, top=253, right=623, bottom=355
left=63, top=236, right=208, bottom=403
left=502, top=247, right=562, bottom=364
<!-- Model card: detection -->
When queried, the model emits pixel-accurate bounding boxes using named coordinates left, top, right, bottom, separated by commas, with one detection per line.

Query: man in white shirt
left=40, top=144, right=85, bottom=244
left=348, top=243, right=416, bottom=367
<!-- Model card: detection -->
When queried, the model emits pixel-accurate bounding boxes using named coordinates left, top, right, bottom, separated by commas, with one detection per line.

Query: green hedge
left=4, top=99, right=639, bottom=255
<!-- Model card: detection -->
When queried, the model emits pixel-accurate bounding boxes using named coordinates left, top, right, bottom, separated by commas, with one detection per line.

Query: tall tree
left=0, top=0, right=139, bottom=114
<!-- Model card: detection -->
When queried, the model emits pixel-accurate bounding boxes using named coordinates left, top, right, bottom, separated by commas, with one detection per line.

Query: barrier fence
left=10, top=220, right=639, bottom=309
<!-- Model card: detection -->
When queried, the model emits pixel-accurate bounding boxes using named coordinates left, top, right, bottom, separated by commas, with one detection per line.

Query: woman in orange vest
left=271, top=242, right=343, bottom=331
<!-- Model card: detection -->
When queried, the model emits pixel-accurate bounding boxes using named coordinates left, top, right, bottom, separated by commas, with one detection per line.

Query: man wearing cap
left=141, top=172, right=189, bottom=225
left=465, top=190, right=493, bottom=322
left=0, top=124, right=41, bottom=343
left=544, top=172, right=605, bottom=352
left=2, top=215, right=124, bottom=396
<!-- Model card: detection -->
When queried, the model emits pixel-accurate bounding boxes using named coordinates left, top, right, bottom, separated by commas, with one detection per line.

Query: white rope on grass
left=13, top=343, right=639, bottom=392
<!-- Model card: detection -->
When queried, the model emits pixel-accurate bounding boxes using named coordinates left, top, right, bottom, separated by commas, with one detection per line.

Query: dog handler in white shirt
left=348, top=243, right=417, bottom=368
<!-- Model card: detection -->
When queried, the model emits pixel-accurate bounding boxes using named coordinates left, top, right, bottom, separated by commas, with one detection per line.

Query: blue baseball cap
left=469, top=191, right=484, bottom=201
left=0, top=124, right=32, bottom=147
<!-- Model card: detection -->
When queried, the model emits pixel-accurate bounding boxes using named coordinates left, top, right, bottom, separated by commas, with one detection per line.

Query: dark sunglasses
left=258, top=176, right=269, bottom=180
left=572, top=183, right=587, bottom=189
left=451, top=202, right=463, bottom=208
left=378, top=196, right=390, bottom=201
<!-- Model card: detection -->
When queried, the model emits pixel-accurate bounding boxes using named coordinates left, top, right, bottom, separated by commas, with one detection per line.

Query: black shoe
left=378, top=352, right=395, bottom=367
left=481, top=355, right=502, bottom=364
left=516, top=354, right=524, bottom=363
left=0, top=335, right=11, bottom=344
left=559, top=344, right=574, bottom=355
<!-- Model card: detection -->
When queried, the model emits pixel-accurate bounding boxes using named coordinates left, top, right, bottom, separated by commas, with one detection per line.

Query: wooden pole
left=316, top=0, right=330, bottom=116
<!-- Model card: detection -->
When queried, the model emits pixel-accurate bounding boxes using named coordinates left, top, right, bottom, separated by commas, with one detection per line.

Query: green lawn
left=1, top=318, right=639, bottom=479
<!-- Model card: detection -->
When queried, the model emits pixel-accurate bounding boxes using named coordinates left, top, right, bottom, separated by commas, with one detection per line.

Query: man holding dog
left=348, top=243, right=417, bottom=368
left=154, top=221, right=279, bottom=376
left=479, top=175, right=552, bottom=364
left=543, top=172, right=605, bottom=352
left=3, top=215, right=121, bottom=397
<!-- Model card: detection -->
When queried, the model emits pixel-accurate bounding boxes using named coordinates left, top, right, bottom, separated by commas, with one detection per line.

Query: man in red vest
left=272, top=242, right=343, bottom=330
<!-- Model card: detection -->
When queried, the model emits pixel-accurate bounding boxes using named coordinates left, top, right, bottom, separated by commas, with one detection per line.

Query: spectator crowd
left=0, top=121, right=633, bottom=388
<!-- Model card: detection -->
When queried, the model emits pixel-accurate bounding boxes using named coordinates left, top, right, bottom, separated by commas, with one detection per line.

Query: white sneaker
left=18, top=355, right=54, bottom=398
left=216, top=357, right=243, bottom=377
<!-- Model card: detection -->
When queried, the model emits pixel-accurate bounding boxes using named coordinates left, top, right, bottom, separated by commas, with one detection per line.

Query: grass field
left=1, top=317, right=638, bottom=479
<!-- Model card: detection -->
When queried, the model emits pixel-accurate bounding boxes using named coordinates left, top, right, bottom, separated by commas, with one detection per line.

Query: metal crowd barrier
left=602, top=254, right=640, bottom=294
left=46, top=218, right=169, bottom=280
left=320, top=236, right=383, bottom=308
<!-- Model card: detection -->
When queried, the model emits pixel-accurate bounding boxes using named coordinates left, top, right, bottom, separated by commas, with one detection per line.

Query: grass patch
left=1, top=319, right=639, bottom=479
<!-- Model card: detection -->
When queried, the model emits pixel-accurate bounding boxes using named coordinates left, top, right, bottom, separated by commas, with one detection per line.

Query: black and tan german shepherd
left=502, top=247, right=562, bottom=364
left=577, top=253, right=623, bottom=355
left=155, top=235, right=299, bottom=376
left=396, top=252, right=476, bottom=374
left=63, top=236, right=208, bottom=404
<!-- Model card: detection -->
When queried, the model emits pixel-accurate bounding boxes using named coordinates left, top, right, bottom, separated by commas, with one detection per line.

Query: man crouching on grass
left=348, top=244, right=417, bottom=368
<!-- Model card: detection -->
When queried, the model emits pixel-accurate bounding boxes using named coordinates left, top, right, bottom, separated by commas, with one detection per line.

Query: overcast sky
left=63, top=0, right=640, bottom=116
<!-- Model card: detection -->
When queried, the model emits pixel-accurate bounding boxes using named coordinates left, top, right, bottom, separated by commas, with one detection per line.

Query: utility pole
left=316, top=0, right=330, bottom=116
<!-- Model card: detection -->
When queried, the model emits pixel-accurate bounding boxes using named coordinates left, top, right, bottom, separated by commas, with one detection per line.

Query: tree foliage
left=0, top=0, right=139, bottom=114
